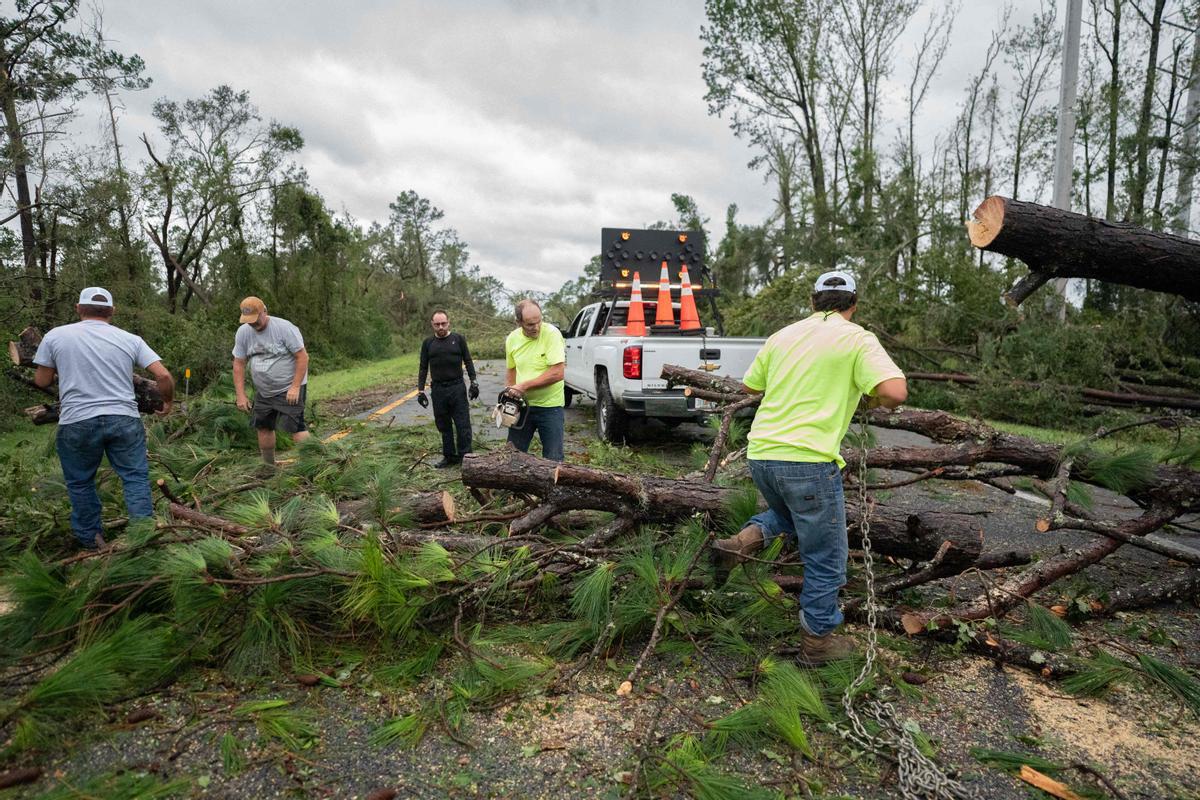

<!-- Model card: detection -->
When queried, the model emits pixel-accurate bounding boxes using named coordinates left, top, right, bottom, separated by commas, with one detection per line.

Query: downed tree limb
left=167, top=503, right=251, bottom=536
left=966, top=195, right=1200, bottom=304
left=336, top=493, right=457, bottom=526
left=465, top=447, right=1017, bottom=576
left=901, top=505, right=1180, bottom=633
left=1094, top=570, right=1200, bottom=615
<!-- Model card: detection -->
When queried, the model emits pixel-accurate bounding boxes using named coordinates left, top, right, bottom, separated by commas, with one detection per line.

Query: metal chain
left=834, top=416, right=976, bottom=800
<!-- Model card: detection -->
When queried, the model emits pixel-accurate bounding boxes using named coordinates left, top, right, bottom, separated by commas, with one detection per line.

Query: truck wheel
left=595, top=373, right=628, bottom=444
left=564, top=387, right=575, bottom=408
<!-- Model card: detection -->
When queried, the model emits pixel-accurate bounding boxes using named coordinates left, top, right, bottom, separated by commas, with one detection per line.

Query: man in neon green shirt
left=504, top=298, right=566, bottom=461
left=714, top=271, right=907, bottom=665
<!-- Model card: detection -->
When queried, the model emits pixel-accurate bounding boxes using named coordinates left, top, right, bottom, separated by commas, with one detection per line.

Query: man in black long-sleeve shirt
left=418, top=310, right=478, bottom=468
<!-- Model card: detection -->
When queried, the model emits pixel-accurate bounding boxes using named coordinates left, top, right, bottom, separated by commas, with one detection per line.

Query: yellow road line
left=368, top=389, right=418, bottom=420
left=319, top=390, right=419, bottom=444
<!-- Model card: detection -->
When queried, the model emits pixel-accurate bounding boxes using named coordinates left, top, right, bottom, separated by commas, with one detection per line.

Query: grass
left=987, top=418, right=1200, bottom=455
left=0, top=425, right=53, bottom=459
left=305, top=353, right=421, bottom=405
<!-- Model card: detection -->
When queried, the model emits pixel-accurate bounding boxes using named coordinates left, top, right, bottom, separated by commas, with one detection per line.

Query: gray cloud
left=84, top=0, right=1043, bottom=290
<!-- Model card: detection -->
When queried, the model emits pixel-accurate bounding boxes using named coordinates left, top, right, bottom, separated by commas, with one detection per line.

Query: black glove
left=417, top=391, right=429, bottom=408
left=468, top=382, right=479, bottom=401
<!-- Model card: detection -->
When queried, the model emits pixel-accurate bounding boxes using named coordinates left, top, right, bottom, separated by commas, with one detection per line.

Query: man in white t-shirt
left=232, top=296, right=310, bottom=465
left=33, top=287, right=175, bottom=550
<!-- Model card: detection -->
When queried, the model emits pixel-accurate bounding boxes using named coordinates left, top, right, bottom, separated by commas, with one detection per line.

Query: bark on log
left=337, top=492, right=456, bottom=526
left=966, top=195, right=1200, bottom=303
left=167, top=502, right=251, bottom=536
left=24, top=403, right=59, bottom=425
left=8, top=326, right=42, bottom=366
left=1095, top=570, right=1200, bottom=614
left=464, top=447, right=1001, bottom=568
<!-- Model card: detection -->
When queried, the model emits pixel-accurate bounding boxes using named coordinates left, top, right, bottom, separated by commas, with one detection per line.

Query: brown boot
left=794, top=630, right=856, bottom=667
left=711, top=524, right=764, bottom=584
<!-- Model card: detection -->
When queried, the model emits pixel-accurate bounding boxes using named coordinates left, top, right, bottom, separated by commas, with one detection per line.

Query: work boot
left=433, top=457, right=458, bottom=469
left=794, top=630, right=856, bottom=667
left=711, top=524, right=764, bottom=585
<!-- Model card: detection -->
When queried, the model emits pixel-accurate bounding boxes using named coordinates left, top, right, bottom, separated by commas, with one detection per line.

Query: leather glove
left=468, top=382, right=479, bottom=401
left=417, top=391, right=429, bottom=408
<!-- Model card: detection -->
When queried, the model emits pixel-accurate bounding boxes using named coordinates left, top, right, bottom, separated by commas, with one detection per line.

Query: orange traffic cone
left=654, top=261, right=675, bottom=327
left=679, top=265, right=701, bottom=331
left=627, top=272, right=647, bottom=336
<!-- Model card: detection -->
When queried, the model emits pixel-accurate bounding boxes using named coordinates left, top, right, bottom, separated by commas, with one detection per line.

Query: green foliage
left=969, top=747, right=1065, bottom=774
left=1136, top=653, right=1200, bottom=717
left=570, top=562, right=615, bottom=631
left=647, top=735, right=777, bottom=800
left=1061, top=652, right=1135, bottom=697
left=30, top=772, right=190, bottom=800
left=2, top=618, right=175, bottom=753
left=1077, top=449, right=1158, bottom=494
left=1002, top=604, right=1074, bottom=652
left=234, top=699, right=318, bottom=752
left=370, top=711, right=431, bottom=748
left=220, top=732, right=247, bottom=775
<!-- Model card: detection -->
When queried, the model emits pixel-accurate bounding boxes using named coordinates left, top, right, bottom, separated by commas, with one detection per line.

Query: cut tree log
left=8, top=326, right=42, bottom=366
left=336, top=492, right=457, bottom=526
left=966, top=195, right=1200, bottom=304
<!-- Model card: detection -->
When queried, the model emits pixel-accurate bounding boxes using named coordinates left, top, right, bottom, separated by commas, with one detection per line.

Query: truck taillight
left=622, top=345, right=642, bottom=379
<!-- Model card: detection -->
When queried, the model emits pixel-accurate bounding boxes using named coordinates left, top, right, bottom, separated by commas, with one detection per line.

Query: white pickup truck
left=562, top=299, right=766, bottom=443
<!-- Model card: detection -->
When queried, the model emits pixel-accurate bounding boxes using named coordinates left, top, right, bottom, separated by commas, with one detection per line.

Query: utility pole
left=1172, top=24, right=1200, bottom=237
left=1050, top=0, right=1084, bottom=318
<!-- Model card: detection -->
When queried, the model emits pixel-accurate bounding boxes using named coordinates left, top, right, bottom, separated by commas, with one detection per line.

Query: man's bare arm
left=868, top=377, right=908, bottom=410
left=146, top=361, right=175, bottom=415
left=34, top=366, right=56, bottom=389
left=287, top=348, right=309, bottom=404
left=233, top=357, right=251, bottom=411
left=515, top=362, right=564, bottom=393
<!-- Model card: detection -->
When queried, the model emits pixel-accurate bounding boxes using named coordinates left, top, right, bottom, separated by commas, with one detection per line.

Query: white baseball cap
left=78, top=287, right=114, bottom=307
left=813, top=271, right=856, bottom=293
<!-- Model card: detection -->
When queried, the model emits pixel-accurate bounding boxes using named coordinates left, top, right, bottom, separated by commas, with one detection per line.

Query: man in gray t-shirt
left=33, top=287, right=175, bottom=550
left=232, top=296, right=311, bottom=465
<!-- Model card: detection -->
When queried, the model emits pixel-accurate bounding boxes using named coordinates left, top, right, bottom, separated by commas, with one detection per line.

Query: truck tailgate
left=637, top=337, right=765, bottom=391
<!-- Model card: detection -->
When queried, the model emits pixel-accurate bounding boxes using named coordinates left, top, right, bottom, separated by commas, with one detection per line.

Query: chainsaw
left=492, top=389, right=529, bottom=430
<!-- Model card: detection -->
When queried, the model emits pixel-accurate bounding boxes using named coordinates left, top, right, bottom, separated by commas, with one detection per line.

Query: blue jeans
left=56, top=414, right=154, bottom=547
left=748, top=459, right=847, bottom=636
left=507, top=405, right=564, bottom=461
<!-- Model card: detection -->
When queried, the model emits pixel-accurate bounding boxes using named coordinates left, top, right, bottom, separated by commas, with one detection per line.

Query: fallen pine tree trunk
left=461, top=447, right=1015, bottom=574
left=966, top=194, right=1200, bottom=304
left=662, top=364, right=1200, bottom=627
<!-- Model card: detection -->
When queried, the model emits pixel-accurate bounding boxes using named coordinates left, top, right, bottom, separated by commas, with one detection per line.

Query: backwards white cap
left=78, top=287, right=113, bottom=307
left=813, top=271, right=856, bottom=293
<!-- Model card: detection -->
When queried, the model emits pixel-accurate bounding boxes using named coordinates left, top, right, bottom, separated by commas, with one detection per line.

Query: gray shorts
left=251, top=385, right=307, bottom=433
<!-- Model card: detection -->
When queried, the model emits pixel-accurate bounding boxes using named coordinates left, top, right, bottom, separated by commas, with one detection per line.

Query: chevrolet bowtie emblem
left=699, top=363, right=720, bottom=372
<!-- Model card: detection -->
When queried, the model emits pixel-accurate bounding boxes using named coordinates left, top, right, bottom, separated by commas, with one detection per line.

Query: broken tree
left=657, top=363, right=1200, bottom=628
left=966, top=194, right=1200, bottom=304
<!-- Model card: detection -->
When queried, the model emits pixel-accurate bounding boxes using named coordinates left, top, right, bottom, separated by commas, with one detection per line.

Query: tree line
left=0, top=0, right=509, bottom=427
left=5, top=0, right=1200, bottom=432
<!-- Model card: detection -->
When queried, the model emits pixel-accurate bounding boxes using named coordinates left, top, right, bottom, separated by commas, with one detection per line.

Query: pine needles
left=1061, top=652, right=1135, bottom=697
left=1136, top=653, right=1200, bottom=717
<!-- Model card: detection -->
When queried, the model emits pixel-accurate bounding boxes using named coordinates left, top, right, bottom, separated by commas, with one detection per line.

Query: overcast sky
left=82, top=0, right=1046, bottom=292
